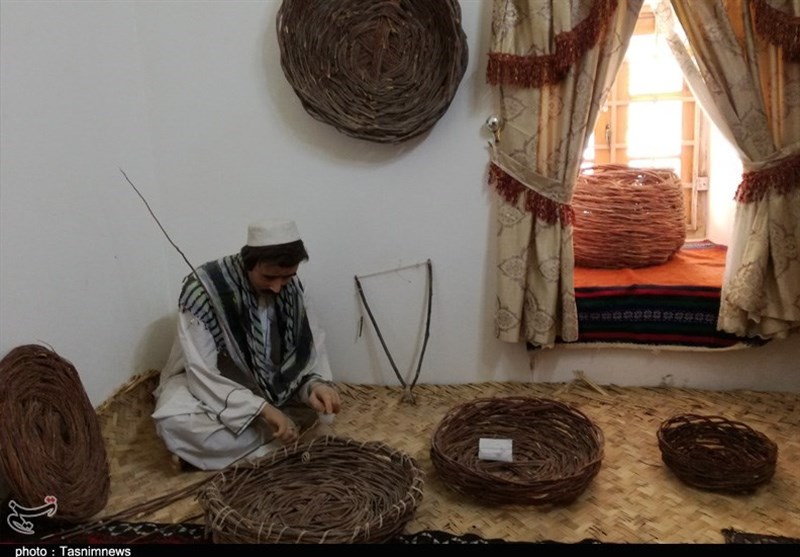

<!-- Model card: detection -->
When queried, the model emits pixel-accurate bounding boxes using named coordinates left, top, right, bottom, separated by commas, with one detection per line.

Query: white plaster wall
left=707, top=124, right=741, bottom=246
left=0, top=0, right=172, bottom=404
left=2, top=0, right=798, bottom=406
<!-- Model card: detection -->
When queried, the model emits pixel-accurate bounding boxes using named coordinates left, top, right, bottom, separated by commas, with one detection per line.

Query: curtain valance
left=752, top=0, right=800, bottom=61
left=487, top=0, right=619, bottom=88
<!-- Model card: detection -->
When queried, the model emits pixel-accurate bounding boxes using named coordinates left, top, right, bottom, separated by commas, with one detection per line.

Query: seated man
left=152, top=219, right=340, bottom=470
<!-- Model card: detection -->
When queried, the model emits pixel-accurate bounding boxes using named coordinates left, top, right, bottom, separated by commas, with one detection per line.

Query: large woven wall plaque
left=276, top=0, right=468, bottom=144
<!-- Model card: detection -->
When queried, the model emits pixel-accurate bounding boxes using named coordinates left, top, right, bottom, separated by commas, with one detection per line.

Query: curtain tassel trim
left=486, top=0, right=618, bottom=88
left=753, top=0, right=800, bottom=62
left=735, top=152, right=800, bottom=203
left=489, top=163, right=574, bottom=226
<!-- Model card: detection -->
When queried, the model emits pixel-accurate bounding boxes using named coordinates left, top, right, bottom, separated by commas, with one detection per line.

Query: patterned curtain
left=657, top=0, right=800, bottom=339
left=488, top=0, right=643, bottom=347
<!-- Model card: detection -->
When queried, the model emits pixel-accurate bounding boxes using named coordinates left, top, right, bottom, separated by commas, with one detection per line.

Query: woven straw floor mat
left=95, top=371, right=799, bottom=543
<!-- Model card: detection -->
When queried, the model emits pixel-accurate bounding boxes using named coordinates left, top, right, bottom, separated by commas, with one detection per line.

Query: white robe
left=152, top=297, right=333, bottom=470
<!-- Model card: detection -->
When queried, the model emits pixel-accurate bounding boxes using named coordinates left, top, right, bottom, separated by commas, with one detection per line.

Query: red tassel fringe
left=489, top=163, right=575, bottom=226
left=487, top=0, right=618, bottom=88
left=753, top=0, right=800, bottom=62
left=735, top=153, right=800, bottom=203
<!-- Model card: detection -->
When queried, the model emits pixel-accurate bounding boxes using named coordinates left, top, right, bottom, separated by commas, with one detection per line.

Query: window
left=583, top=5, right=709, bottom=239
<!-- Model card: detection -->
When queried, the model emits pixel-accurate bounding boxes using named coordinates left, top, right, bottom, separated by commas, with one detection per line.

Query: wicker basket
left=276, top=0, right=468, bottom=144
left=572, top=165, right=686, bottom=268
left=198, top=436, right=424, bottom=543
left=657, top=414, right=778, bottom=493
left=430, top=397, right=604, bottom=506
left=0, top=344, right=110, bottom=522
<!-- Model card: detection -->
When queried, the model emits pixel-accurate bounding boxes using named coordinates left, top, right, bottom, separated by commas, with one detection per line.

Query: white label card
left=478, top=438, right=513, bottom=463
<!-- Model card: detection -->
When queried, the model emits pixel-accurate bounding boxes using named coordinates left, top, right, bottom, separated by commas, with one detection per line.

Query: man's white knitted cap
left=246, top=219, right=301, bottom=247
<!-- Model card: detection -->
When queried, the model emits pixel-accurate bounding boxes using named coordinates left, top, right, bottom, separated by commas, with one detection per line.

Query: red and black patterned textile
left=571, top=241, right=767, bottom=349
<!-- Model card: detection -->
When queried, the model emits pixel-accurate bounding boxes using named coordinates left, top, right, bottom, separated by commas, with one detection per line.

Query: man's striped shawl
left=178, top=253, right=317, bottom=406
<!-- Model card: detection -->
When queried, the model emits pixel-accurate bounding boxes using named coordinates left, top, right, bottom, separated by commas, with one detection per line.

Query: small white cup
left=317, top=412, right=335, bottom=425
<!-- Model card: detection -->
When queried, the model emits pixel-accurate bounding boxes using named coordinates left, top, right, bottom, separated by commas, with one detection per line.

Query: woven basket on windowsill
left=657, top=414, right=778, bottom=493
left=430, top=397, right=604, bottom=506
left=198, top=436, right=424, bottom=544
left=572, top=164, right=686, bottom=269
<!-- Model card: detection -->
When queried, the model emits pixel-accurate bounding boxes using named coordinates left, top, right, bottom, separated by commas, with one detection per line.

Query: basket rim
left=432, top=396, right=605, bottom=448
left=656, top=413, right=778, bottom=491
left=199, top=436, right=425, bottom=542
left=657, top=413, right=777, bottom=442
left=430, top=396, right=605, bottom=502
left=657, top=413, right=778, bottom=454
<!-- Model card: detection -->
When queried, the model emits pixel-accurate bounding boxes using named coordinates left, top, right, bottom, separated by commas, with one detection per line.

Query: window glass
left=628, top=157, right=681, bottom=177
left=627, top=34, right=683, bottom=95
left=627, top=100, right=682, bottom=158
left=582, top=132, right=596, bottom=170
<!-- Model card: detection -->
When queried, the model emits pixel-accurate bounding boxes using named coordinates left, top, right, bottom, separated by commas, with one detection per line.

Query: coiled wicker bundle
left=276, top=0, right=468, bottom=144
left=0, top=344, right=109, bottom=522
left=657, top=414, right=778, bottom=493
left=198, top=436, right=424, bottom=543
left=430, top=397, right=604, bottom=506
left=573, top=164, right=686, bottom=268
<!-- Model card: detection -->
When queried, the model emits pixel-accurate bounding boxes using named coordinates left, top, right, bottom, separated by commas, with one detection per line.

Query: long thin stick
left=354, top=274, right=405, bottom=389
left=410, top=259, right=433, bottom=389
left=40, top=476, right=213, bottom=540
left=119, top=168, right=199, bottom=276
left=119, top=168, right=224, bottom=328
left=355, top=260, right=429, bottom=280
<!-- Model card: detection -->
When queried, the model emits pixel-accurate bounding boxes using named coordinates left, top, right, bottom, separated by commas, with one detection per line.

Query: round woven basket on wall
left=430, top=397, right=604, bottom=506
left=198, top=436, right=424, bottom=543
left=572, top=165, right=687, bottom=269
left=276, top=0, right=468, bottom=144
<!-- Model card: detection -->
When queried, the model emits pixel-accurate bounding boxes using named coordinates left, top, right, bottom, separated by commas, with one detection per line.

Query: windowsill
left=569, top=241, right=761, bottom=350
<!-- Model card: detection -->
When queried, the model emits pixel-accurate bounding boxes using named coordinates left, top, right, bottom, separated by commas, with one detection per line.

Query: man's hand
left=308, top=382, right=341, bottom=415
left=260, top=404, right=298, bottom=444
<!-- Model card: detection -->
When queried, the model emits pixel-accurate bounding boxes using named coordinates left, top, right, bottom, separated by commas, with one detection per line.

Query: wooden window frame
left=585, top=8, right=710, bottom=238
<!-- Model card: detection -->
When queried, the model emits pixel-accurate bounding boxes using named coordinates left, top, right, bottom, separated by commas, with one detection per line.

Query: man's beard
left=260, top=291, right=276, bottom=304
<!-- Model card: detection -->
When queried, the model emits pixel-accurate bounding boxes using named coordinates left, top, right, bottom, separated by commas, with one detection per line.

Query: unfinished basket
left=657, top=414, right=778, bottom=493
left=198, top=436, right=424, bottom=543
left=276, top=0, right=468, bottom=144
left=430, top=397, right=604, bottom=506
left=573, top=164, right=686, bottom=268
